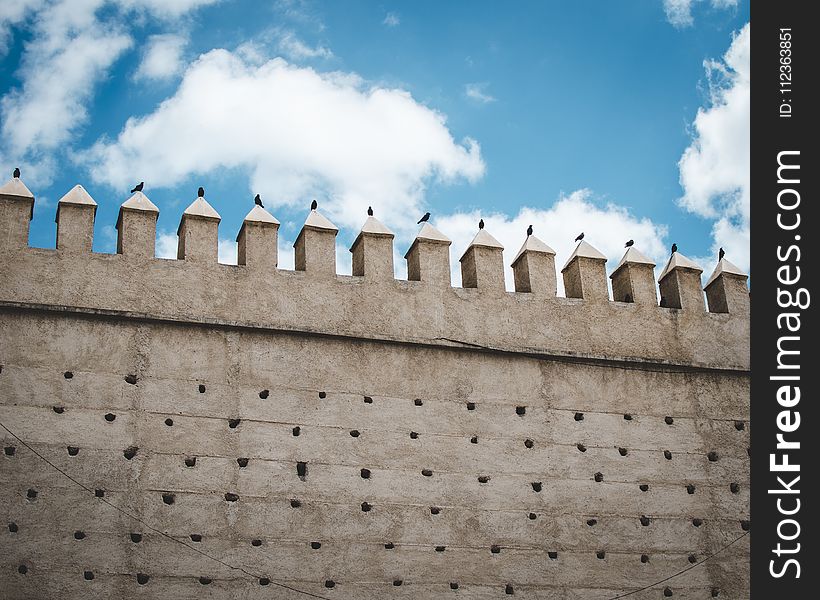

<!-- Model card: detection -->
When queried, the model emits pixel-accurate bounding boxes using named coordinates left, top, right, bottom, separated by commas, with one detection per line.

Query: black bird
left=13, top=167, right=20, bottom=178
left=574, top=232, right=584, bottom=242
left=367, top=206, right=373, bottom=216
left=526, top=224, right=533, bottom=237
left=417, top=212, right=430, bottom=224
left=310, top=199, right=318, bottom=210
left=478, top=218, right=484, bottom=230
left=671, top=243, right=678, bottom=254
left=254, top=194, right=263, bottom=207
left=130, top=182, right=144, bottom=193
left=718, top=247, right=725, bottom=261
left=197, top=187, right=205, bottom=198
left=625, top=239, right=634, bottom=248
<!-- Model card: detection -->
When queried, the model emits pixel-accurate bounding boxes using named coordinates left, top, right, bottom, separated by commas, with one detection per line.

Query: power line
left=605, top=530, right=750, bottom=599
left=0, top=420, right=333, bottom=600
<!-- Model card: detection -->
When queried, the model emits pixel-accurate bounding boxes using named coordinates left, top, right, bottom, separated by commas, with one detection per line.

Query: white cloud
left=465, top=82, right=496, bottom=104
left=435, top=189, right=669, bottom=292
left=276, top=30, right=332, bottom=61
left=82, top=50, right=485, bottom=233
left=156, top=231, right=178, bottom=258
left=0, top=0, right=217, bottom=186
left=677, top=23, right=749, bottom=272
left=218, top=237, right=237, bottom=264
left=383, top=12, right=400, bottom=27
left=134, top=33, right=187, bottom=81
left=663, top=0, right=739, bottom=28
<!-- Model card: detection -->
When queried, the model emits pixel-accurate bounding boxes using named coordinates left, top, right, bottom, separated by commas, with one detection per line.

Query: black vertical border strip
left=752, top=3, right=818, bottom=597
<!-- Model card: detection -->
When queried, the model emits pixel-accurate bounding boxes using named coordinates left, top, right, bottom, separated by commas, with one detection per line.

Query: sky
left=0, top=0, right=750, bottom=290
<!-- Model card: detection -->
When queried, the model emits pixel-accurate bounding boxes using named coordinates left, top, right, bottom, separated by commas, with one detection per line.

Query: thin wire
left=605, top=530, right=750, bottom=599
left=0, top=420, right=333, bottom=600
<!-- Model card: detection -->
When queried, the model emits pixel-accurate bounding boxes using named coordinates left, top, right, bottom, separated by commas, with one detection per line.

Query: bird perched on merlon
left=478, top=218, right=484, bottom=230
left=310, top=199, right=318, bottom=210
left=367, top=206, right=373, bottom=216
left=197, top=187, right=205, bottom=198
left=130, top=182, right=144, bottom=193
left=574, top=232, right=584, bottom=242
left=719, top=247, right=725, bottom=261
left=13, top=167, right=20, bottom=178
left=625, top=239, right=634, bottom=248
left=254, top=194, right=263, bottom=207
left=671, top=243, right=678, bottom=254
left=526, top=225, right=533, bottom=237
left=417, top=212, right=430, bottom=224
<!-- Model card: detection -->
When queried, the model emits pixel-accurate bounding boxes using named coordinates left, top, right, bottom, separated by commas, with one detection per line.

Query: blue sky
left=0, top=0, right=750, bottom=288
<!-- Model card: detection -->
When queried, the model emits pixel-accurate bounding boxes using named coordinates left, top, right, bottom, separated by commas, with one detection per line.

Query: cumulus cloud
left=82, top=49, right=485, bottom=231
left=677, top=23, right=749, bottom=272
left=465, top=82, right=496, bottom=104
left=663, top=0, right=739, bottom=28
left=0, top=0, right=217, bottom=185
left=434, top=189, right=669, bottom=292
left=134, top=33, right=187, bottom=81
left=383, top=12, right=400, bottom=27
left=276, top=30, right=332, bottom=61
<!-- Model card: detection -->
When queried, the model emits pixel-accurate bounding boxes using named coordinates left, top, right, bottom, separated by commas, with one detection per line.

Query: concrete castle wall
left=0, top=178, right=750, bottom=599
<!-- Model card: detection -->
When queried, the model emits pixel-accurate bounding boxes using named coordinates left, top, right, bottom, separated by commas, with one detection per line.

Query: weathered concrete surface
left=0, top=189, right=749, bottom=599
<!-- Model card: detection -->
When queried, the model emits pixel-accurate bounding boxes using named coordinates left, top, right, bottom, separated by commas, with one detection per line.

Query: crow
left=718, top=247, right=725, bottom=261
left=526, top=224, right=533, bottom=237
left=197, top=187, right=205, bottom=198
left=574, top=232, right=584, bottom=242
left=130, top=182, right=144, bottom=193
left=310, top=199, right=318, bottom=210
left=478, top=218, right=484, bottom=230
left=671, top=243, right=678, bottom=254
left=13, top=167, right=20, bottom=178
left=625, top=239, right=634, bottom=247
left=254, top=194, right=263, bottom=207
left=417, top=212, right=430, bottom=224
left=367, top=206, right=373, bottom=216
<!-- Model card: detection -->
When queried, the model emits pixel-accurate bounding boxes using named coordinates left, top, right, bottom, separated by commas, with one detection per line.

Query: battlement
left=0, top=177, right=749, bottom=370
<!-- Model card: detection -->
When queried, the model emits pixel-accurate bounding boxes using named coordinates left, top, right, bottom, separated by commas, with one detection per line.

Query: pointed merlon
left=614, top=246, right=655, bottom=271
left=562, top=239, right=606, bottom=271
left=0, top=175, right=35, bottom=248
left=56, top=184, right=97, bottom=222
left=415, top=221, right=450, bottom=244
left=118, top=191, right=159, bottom=225
left=117, top=191, right=159, bottom=257
left=304, top=207, right=339, bottom=232
left=465, top=228, right=503, bottom=251
left=704, top=257, right=746, bottom=288
left=177, top=194, right=220, bottom=236
left=417, top=212, right=430, bottom=224
left=242, top=204, right=279, bottom=226
left=351, top=215, right=395, bottom=279
left=658, top=251, right=702, bottom=281
left=358, top=215, right=394, bottom=237
left=511, top=234, right=556, bottom=266
left=0, top=175, right=35, bottom=220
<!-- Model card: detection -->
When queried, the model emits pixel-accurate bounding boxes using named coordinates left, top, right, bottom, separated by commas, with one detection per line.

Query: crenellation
left=55, top=185, right=97, bottom=254
left=659, top=252, right=705, bottom=312
left=561, top=240, right=609, bottom=301
left=350, top=215, right=394, bottom=280
left=116, top=191, right=159, bottom=258
left=0, top=177, right=750, bottom=599
left=610, top=246, right=657, bottom=304
left=236, top=204, right=279, bottom=268
left=460, top=228, right=506, bottom=292
left=293, top=208, right=338, bottom=275
left=176, top=195, right=220, bottom=262
left=511, top=235, right=557, bottom=295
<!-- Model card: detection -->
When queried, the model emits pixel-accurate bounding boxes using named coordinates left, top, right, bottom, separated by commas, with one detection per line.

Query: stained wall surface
left=0, top=181, right=750, bottom=599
